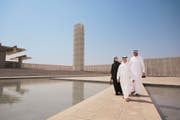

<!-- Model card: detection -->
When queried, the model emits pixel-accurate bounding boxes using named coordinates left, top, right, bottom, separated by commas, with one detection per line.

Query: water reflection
left=72, top=81, right=84, bottom=105
left=146, top=86, right=180, bottom=120
left=15, top=81, right=29, bottom=94
left=0, top=80, right=22, bottom=104
left=0, top=79, right=109, bottom=120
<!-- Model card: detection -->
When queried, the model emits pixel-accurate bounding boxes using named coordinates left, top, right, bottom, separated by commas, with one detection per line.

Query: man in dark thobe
left=111, top=57, right=122, bottom=95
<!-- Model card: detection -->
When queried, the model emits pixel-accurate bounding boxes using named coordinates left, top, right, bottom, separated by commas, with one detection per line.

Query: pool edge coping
left=47, top=77, right=162, bottom=120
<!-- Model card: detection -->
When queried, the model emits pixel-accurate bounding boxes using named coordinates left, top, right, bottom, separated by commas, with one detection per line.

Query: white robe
left=129, top=56, right=145, bottom=94
left=117, top=62, right=131, bottom=98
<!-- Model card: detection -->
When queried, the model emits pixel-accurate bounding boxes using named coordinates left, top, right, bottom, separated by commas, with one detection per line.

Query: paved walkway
left=53, top=76, right=111, bottom=83
left=53, top=76, right=180, bottom=86
left=48, top=76, right=163, bottom=120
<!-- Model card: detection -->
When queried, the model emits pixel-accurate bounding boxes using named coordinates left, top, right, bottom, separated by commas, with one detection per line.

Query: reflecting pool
left=146, top=85, right=180, bottom=120
left=0, top=79, right=109, bottom=120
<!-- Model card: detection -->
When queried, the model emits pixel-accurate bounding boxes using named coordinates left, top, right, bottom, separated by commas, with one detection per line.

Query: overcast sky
left=0, top=0, right=180, bottom=65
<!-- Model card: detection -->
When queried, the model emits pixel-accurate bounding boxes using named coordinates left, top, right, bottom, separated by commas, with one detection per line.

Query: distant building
left=0, top=43, right=31, bottom=68
left=73, top=23, right=84, bottom=71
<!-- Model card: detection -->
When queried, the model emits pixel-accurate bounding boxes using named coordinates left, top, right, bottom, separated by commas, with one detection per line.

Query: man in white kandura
left=117, top=56, right=131, bottom=102
left=129, top=50, right=145, bottom=96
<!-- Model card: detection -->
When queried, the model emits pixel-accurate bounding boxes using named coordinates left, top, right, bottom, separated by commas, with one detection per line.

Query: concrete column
left=73, top=23, right=84, bottom=71
left=0, top=51, right=6, bottom=68
left=18, top=57, right=22, bottom=68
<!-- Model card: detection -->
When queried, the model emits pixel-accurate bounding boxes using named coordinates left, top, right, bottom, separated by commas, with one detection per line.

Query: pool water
left=0, top=79, right=109, bottom=120
left=145, top=85, right=180, bottom=120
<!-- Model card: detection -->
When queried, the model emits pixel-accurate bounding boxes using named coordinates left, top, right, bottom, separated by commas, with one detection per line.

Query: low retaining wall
left=22, top=63, right=111, bottom=72
left=22, top=57, right=180, bottom=77
left=84, top=65, right=111, bottom=73
left=22, top=63, right=72, bottom=71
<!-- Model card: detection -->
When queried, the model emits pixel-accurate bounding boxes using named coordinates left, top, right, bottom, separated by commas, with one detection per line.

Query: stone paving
left=48, top=76, right=164, bottom=120
left=53, top=76, right=110, bottom=83
left=54, top=76, right=180, bottom=86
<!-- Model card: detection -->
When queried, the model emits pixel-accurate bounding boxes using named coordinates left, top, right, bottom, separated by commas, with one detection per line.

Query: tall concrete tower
left=73, top=23, right=84, bottom=71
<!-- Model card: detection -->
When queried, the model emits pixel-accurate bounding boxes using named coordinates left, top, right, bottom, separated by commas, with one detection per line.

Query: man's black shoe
left=134, top=93, right=141, bottom=97
left=130, top=91, right=135, bottom=95
left=115, top=92, right=122, bottom=96
left=118, top=92, right=123, bottom=95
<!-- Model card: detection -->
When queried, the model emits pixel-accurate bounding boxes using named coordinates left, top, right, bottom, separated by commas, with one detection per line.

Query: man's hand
left=110, top=77, right=113, bottom=84
left=142, top=72, right=146, bottom=78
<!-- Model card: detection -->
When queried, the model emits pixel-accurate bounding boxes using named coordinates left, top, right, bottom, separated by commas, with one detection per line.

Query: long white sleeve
left=128, top=60, right=133, bottom=80
left=140, top=56, right=145, bottom=73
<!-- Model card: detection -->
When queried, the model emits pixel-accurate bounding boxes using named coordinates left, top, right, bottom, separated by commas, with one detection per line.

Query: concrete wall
left=22, top=63, right=72, bottom=71
left=145, top=57, right=180, bottom=77
left=21, top=57, right=180, bottom=77
left=84, top=57, right=180, bottom=77
left=84, top=65, right=111, bottom=73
